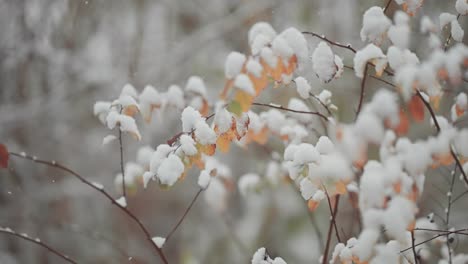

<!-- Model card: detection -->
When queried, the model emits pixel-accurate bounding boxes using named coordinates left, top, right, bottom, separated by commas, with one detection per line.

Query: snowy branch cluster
left=1, top=0, right=467, bottom=263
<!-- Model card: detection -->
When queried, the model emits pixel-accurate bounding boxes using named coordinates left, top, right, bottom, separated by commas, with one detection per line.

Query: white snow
left=451, top=20, right=464, bottom=42
left=198, top=170, right=211, bottom=189
left=181, top=106, right=203, bottom=132
left=115, top=196, right=127, bottom=207
left=180, top=134, right=197, bottom=156
left=139, top=85, right=161, bottom=121
left=238, top=173, right=261, bottom=196
left=360, top=6, right=391, bottom=44
left=439, top=13, right=457, bottom=30
left=234, top=74, right=255, bottom=95
left=165, top=85, right=185, bottom=109
left=456, top=0, right=468, bottom=15
left=246, top=58, right=263, bottom=78
left=102, top=135, right=117, bottom=145
left=225, top=52, right=246, bottom=79
left=152, top=236, right=166, bottom=249
left=194, top=120, right=217, bottom=145
left=312, top=42, right=337, bottom=83
left=353, top=44, right=387, bottom=78
left=294, top=76, right=311, bottom=99
left=279, top=27, right=308, bottom=64
left=185, top=76, right=207, bottom=96
left=156, top=154, right=185, bottom=187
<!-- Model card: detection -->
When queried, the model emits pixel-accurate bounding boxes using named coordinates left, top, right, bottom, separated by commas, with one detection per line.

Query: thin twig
left=411, top=230, right=419, bottom=264
left=0, top=228, right=78, bottom=264
left=119, top=126, right=126, bottom=198
left=166, top=113, right=215, bottom=146
left=324, top=190, right=341, bottom=243
left=400, top=228, right=468, bottom=253
left=355, top=64, right=369, bottom=120
left=8, top=152, right=169, bottom=264
left=322, top=194, right=341, bottom=264
left=384, top=0, right=393, bottom=12
left=252, top=102, right=328, bottom=121
left=310, top=93, right=333, bottom=116
left=166, top=188, right=203, bottom=242
left=302, top=31, right=357, bottom=53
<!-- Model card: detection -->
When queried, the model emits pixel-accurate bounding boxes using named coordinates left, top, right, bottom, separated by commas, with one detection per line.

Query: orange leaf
left=408, top=95, right=425, bottom=122
left=234, top=91, right=254, bottom=113
left=220, top=79, right=234, bottom=100
left=269, top=58, right=285, bottom=82
left=199, top=98, right=210, bottom=117
left=123, top=105, right=139, bottom=117
left=335, top=181, right=348, bottom=195
left=246, top=126, right=269, bottom=145
left=248, top=72, right=268, bottom=96
left=455, top=105, right=465, bottom=117
left=216, top=134, right=232, bottom=153
left=199, top=143, right=216, bottom=156
left=0, top=144, right=8, bottom=169
left=390, top=109, right=409, bottom=136
left=284, top=55, right=297, bottom=75
left=393, top=181, right=402, bottom=194
left=431, top=153, right=455, bottom=168
left=307, top=199, right=320, bottom=211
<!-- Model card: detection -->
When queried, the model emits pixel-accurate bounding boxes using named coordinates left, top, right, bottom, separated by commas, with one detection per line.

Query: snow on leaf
left=185, top=76, right=207, bottom=97
left=225, top=52, right=246, bottom=80
left=0, top=144, right=9, bottom=169
left=139, top=85, right=161, bottom=122
left=456, top=0, right=468, bottom=15
left=198, top=170, right=211, bottom=189
left=121, top=83, right=138, bottom=98
left=353, top=44, right=387, bottom=78
left=165, top=85, right=185, bottom=109
left=408, top=94, right=425, bottom=122
left=157, top=154, right=185, bottom=187
left=439, top=13, right=457, bottom=30
left=312, top=42, right=337, bottom=83
left=93, top=101, right=112, bottom=124
left=279, top=27, right=308, bottom=66
left=181, top=106, right=203, bottom=132
left=294, top=76, right=311, bottom=99
left=194, top=120, right=217, bottom=145
left=180, top=134, right=197, bottom=156
left=396, top=0, right=423, bottom=16
left=451, top=20, right=464, bottom=42
left=360, top=6, right=391, bottom=45
left=234, top=74, right=255, bottom=96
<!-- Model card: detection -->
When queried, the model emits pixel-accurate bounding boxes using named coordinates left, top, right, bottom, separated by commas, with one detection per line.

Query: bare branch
left=0, top=228, right=77, bottom=264
left=252, top=102, right=329, bottom=121
left=166, top=188, right=203, bottom=242
left=8, top=152, right=169, bottom=264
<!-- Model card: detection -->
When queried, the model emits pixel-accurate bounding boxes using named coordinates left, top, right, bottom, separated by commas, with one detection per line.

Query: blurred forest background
left=0, top=0, right=466, bottom=263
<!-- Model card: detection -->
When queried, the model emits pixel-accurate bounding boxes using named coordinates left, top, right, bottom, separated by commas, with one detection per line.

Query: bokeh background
left=0, top=0, right=466, bottom=263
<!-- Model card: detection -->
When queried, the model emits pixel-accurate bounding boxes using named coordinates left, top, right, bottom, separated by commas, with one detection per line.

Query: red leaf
left=408, top=95, right=425, bottom=122
left=0, top=144, right=9, bottom=168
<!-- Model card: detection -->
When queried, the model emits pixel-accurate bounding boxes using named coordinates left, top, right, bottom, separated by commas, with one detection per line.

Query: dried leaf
left=391, top=109, right=409, bottom=136
left=307, top=199, right=320, bottom=211
left=0, top=144, right=8, bottom=169
left=408, top=95, right=425, bottom=122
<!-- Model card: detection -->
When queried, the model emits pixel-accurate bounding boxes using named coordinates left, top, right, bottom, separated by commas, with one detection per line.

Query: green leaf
left=227, top=101, right=242, bottom=116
